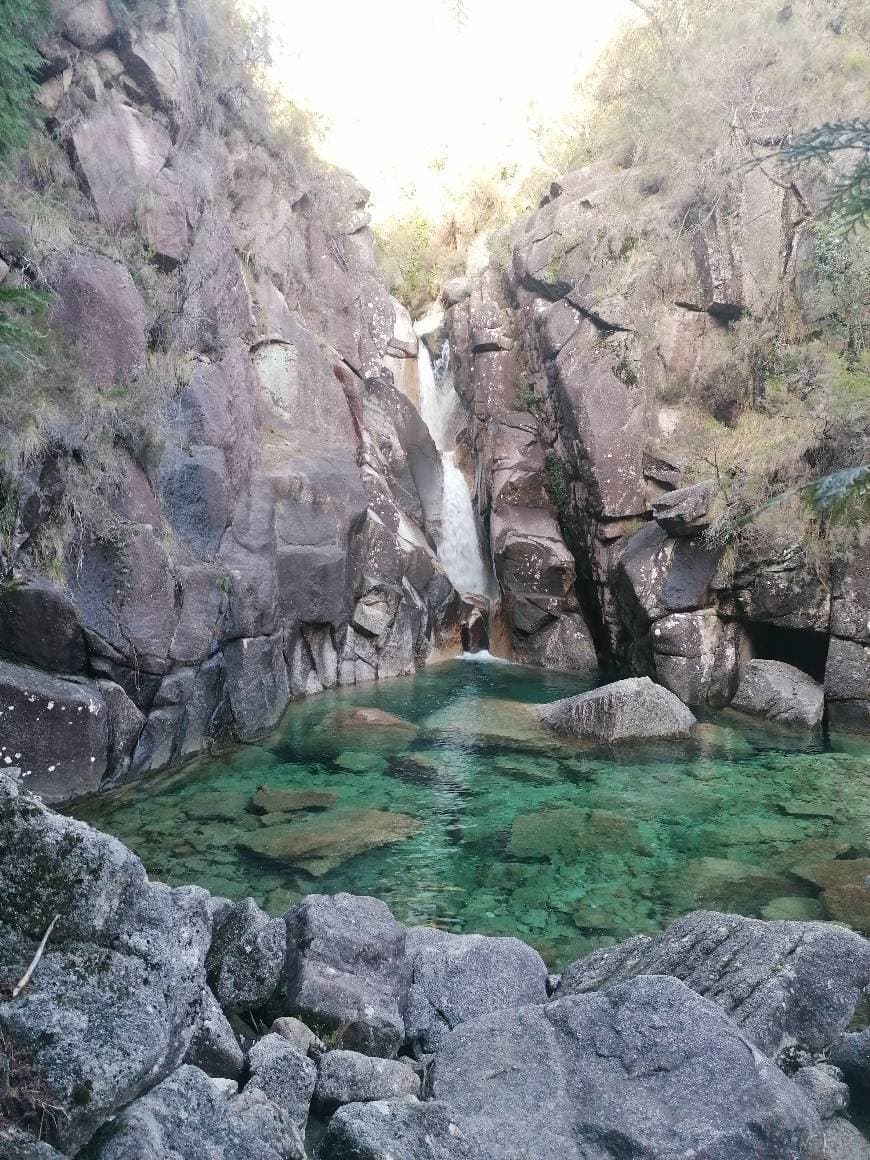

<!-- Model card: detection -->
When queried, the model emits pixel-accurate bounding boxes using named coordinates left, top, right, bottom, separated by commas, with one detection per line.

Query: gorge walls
left=442, top=154, right=870, bottom=730
left=0, top=0, right=469, bottom=802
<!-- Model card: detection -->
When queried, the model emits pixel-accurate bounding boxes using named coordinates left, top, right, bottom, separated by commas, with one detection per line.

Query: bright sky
left=261, top=0, right=634, bottom=221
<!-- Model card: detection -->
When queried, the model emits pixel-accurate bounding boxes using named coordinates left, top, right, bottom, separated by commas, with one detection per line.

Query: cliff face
left=0, top=0, right=464, bottom=802
left=444, top=157, right=869, bottom=728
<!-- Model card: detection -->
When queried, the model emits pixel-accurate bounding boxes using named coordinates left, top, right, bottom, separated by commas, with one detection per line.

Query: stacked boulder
left=3, top=775, right=870, bottom=1158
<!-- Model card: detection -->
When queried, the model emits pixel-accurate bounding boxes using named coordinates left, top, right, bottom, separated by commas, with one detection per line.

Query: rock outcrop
left=0, top=0, right=469, bottom=804
left=5, top=777, right=870, bottom=1158
left=443, top=153, right=869, bottom=731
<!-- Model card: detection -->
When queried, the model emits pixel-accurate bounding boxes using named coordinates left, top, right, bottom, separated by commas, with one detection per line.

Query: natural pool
left=74, top=658, right=870, bottom=969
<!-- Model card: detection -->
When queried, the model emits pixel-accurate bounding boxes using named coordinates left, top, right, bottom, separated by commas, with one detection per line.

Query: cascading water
left=417, top=340, right=493, bottom=599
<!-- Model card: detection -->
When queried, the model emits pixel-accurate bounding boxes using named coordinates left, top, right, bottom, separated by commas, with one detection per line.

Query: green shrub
left=545, top=452, right=572, bottom=523
left=0, top=0, right=49, bottom=165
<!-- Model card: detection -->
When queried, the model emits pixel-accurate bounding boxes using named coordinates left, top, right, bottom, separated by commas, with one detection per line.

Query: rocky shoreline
left=3, top=772, right=870, bottom=1158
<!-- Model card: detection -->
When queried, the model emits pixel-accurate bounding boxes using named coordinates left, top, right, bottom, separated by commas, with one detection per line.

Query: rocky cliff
left=0, top=0, right=467, bottom=802
left=442, top=154, right=869, bottom=731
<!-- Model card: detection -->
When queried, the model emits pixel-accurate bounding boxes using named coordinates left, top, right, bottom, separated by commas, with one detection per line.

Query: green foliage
left=0, top=285, right=51, bottom=358
left=0, top=0, right=49, bottom=164
left=516, top=381, right=539, bottom=414
left=545, top=452, right=572, bottom=523
left=760, top=119, right=870, bottom=231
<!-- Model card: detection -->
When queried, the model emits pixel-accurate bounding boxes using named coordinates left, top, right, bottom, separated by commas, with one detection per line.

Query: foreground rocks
left=537, top=675, right=697, bottom=741
left=3, top=777, right=870, bottom=1157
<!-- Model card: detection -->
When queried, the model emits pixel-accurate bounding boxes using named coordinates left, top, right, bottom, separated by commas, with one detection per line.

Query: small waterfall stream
left=416, top=341, right=493, bottom=599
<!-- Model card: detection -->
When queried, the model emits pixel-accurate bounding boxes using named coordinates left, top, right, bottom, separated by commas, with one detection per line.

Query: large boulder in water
left=554, top=910, right=870, bottom=1059
left=404, top=927, right=549, bottom=1054
left=323, top=976, right=821, bottom=1159
left=730, top=659, right=824, bottom=729
left=537, top=675, right=696, bottom=741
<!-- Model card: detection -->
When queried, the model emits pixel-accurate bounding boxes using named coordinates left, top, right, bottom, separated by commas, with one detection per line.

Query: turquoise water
left=74, top=659, right=870, bottom=968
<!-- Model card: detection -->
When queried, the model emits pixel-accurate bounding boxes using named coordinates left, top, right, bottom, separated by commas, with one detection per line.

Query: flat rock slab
left=241, top=808, right=421, bottom=876
left=537, top=675, right=697, bottom=742
left=555, top=909, right=870, bottom=1058
left=730, top=659, right=824, bottom=729
left=250, top=786, right=338, bottom=814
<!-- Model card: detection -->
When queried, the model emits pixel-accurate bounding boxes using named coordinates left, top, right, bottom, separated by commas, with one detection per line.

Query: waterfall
left=417, top=341, right=493, bottom=599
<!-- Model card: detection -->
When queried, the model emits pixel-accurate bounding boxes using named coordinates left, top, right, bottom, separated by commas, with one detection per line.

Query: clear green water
left=74, top=659, right=870, bottom=969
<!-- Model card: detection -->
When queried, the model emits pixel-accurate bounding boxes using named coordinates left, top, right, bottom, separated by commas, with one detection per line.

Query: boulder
left=315, top=1050, right=420, bottom=1108
left=555, top=910, right=870, bottom=1058
left=284, top=894, right=409, bottom=1057
left=206, top=897, right=286, bottom=1013
left=404, top=927, right=548, bottom=1054
left=246, top=1034, right=316, bottom=1131
left=0, top=659, right=107, bottom=803
left=652, top=608, right=743, bottom=708
left=85, top=1064, right=305, bottom=1159
left=829, top=1028, right=870, bottom=1091
left=50, top=0, right=116, bottom=50
left=321, top=1099, right=474, bottom=1160
left=50, top=254, right=147, bottom=387
left=184, top=987, right=245, bottom=1080
left=810, top=1118, right=870, bottom=1160
left=652, top=479, right=718, bottom=537
left=0, top=777, right=211, bottom=1153
left=97, top=679, right=145, bottom=783
left=616, top=520, right=722, bottom=624
left=730, top=659, right=824, bottom=729
left=437, top=977, right=820, bottom=1157
left=537, top=675, right=697, bottom=742
left=250, top=786, right=338, bottom=814
left=270, top=1016, right=322, bottom=1056
left=792, top=1064, right=849, bottom=1120
left=71, top=96, right=172, bottom=231
left=0, top=579, right=86, bottom=672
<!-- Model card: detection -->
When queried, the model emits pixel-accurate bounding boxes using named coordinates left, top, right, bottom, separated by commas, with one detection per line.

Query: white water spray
left=416, top=341, right=493, bottom=599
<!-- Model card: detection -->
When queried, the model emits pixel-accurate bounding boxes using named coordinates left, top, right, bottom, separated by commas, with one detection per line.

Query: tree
left=0, top=0, right=50, bottom=164
left=757, top=119, right=870, bottom=231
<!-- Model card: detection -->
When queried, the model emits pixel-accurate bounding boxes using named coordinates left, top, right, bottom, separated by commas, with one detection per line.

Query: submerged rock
left=404, top=927, right=548, bottom=1054
left=508, top=804, right=649, bottom=862
left=284, top=893, right=409, bottom=1057
left=730, top=659, right=825, bottom=730
left=241, top=808, right=421, bottom=876
left=86, top=1064, right=305, bottom=1159
left=555, top=909, right=870, bottom=1058
left=537, top=676, right=697, bottom=742
left=250, top=786, right=338, bottom=814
